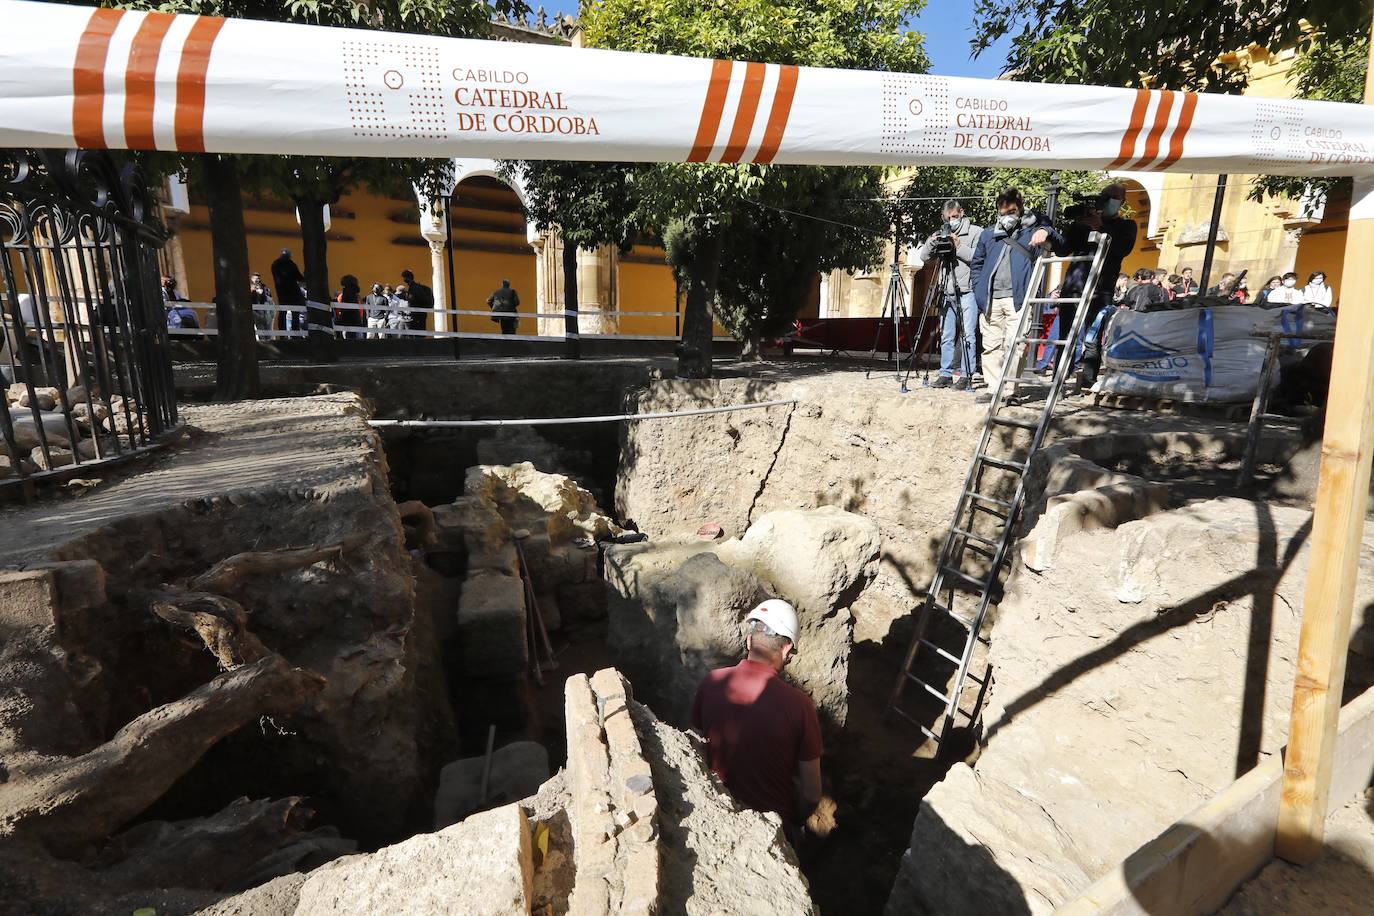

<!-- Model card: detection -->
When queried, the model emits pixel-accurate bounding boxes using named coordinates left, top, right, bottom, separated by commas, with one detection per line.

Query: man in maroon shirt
left=691, top=599, right=823, bottom=843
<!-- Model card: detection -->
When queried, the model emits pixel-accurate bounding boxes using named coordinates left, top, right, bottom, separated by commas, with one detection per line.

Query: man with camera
left=970, top=188, right=1062, bottom=404
left=913, top=199, right=983, bottom=390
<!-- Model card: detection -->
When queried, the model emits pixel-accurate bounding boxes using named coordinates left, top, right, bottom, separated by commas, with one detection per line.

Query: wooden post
left=1275, top=21, right=1374, bottom=865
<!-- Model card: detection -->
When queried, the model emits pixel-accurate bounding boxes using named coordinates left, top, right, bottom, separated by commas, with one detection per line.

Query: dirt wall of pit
left=614, top=371, right=1283, bottom=645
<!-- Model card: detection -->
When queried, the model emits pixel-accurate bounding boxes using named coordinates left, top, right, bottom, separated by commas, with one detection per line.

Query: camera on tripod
left=929, top=226, right=958, bottom=258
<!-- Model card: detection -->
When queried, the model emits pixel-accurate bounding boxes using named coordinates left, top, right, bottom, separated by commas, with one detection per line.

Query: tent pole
left=1198, top=174, right=1227, bottom=291
left=1275, top=14, right=1374, bottom=865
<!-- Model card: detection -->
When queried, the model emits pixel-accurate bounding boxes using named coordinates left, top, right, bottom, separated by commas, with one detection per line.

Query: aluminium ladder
left=884, top=231, right=1111, bottom=750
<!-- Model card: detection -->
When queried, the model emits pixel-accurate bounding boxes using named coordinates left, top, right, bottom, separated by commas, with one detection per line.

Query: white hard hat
left=744, top=599, right=799, bottom=645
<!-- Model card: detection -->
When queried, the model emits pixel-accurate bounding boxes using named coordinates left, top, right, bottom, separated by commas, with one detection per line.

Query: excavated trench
left=2, top=357, right=1344, bottom=915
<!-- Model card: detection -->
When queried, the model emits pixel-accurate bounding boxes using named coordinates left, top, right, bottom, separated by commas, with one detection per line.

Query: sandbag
left=1099, top=303, right=1334, bottom=403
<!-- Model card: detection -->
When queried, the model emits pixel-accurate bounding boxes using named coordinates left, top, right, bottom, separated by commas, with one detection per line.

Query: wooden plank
left=1275, top=23, right=1374, bottom=864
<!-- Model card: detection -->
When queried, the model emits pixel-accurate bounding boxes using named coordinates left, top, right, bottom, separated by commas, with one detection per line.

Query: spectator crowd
left=909, top=183, right=1336, bottom=401
left=161, top=248, right=523, bottom=339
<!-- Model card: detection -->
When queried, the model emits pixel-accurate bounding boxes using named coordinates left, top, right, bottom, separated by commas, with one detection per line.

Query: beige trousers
left=979, top=296, right=1024, bottom=393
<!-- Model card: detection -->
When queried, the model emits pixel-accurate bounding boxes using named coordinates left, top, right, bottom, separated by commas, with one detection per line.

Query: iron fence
left=1, top=149, right=177, bottom=491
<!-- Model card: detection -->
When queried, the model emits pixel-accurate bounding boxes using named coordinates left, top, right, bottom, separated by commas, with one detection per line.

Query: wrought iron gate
left=0, top=149, right=177, bottom=490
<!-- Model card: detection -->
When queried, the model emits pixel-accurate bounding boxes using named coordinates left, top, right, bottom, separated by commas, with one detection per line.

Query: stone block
left=457, top=573, right=527, bottom=679
left=434, top=740, right=550, bottom=829
left=1022, top=480, right=1172, bottom=572
left=293, top=804, right=533, bottom=916
left=0, top=568, right=59, bottom=632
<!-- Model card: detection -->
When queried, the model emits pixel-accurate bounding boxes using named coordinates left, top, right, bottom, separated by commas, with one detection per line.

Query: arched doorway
left=446, top=174, right=539, bottom=336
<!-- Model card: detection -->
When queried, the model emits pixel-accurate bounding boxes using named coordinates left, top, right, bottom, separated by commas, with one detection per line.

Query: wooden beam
left=1275, top=19, right=1374, bottom=865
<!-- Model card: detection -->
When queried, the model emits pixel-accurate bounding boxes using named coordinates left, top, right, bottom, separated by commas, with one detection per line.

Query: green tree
left=704, top=167, right=886, bottom=356
left=80, top=0, right=523, bottom=393
left=498, top=160, right=639, bottom=357
left=970, top=0, right=1368, bottom=93
left=580, top=0, right=929, bottom=376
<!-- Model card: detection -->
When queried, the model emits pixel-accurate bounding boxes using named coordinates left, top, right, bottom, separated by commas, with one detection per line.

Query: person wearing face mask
left=970, top=189, right=1064, bottom=402
left=1302, top=271, right=1333, bottom=307
left=1267, top=271, right=1303, bottom=305
left=913, top=199, right=983, bottom=390
left=1050, top=184, right=1137, bottom=387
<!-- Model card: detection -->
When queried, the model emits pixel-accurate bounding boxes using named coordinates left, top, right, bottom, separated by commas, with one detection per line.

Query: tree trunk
left=678, top=230, right=721, bottom=379
left=562, top=238, right=580, bottom=360
left=201, top=155, right=259, bottom=400
left=741, top=331, right=762, bottom=361
left=294, top=197, right=336, bottom=363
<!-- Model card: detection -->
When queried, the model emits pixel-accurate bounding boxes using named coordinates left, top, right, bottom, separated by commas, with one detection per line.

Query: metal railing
left=1, top=149, right=177, bottom=491
left=163, top=300, right=732, bottom=344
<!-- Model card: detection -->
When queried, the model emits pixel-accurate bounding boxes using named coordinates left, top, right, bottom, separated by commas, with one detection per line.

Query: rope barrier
left=368, top=399, right=796, bottom=428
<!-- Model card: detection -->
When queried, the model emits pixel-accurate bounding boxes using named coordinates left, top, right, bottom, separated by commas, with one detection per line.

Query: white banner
left=1, top=0, right=1372, bottom=176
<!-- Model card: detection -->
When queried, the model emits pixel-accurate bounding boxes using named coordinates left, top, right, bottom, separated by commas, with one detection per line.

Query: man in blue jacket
left=970, top=188, right=1062, bottom=403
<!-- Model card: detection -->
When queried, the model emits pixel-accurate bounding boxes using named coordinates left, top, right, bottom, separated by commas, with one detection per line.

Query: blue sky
left=906, top=0, right=1014, bottom=79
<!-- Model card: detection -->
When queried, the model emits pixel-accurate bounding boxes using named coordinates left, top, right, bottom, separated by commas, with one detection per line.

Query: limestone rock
left=606, top=506, right=879, bottom=727
left=434, top=741, right=550, bottom=828
left=466, top=461, right=625, bottom=543
left=8, top=408, right=73, bottom=450
left=17, top=386, right=58, bottom=411
left=31, top=445, right=76, bottom=470
left=289, top=804, right=533, bottom=916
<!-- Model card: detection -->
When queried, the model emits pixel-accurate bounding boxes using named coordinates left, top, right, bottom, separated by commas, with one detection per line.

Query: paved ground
left=0, top=394, right=379, bottom=564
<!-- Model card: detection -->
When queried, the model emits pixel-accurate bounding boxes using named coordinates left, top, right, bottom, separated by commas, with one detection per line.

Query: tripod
left=864, top=255, right=914, bottom=387
left=903, top=250, right=962, bottom=391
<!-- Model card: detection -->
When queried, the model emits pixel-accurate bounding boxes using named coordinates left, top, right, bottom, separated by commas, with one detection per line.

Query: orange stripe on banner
left=72, top=7, right=125, bottom=148
left=754, top=64, right=798, bottom=164
left=173, top=15, right=226, bottom=153
left=1128, top=89, right=1174, bottom=169
left=720, top=61, right=767, bottom=163
left=688, top=60, right=733, bottom=162
left=124, top=12, right=176, bottom=150
left=1154, top=92, right=1199, bottom=171
left=1105, top=88, right=1151, bottom=170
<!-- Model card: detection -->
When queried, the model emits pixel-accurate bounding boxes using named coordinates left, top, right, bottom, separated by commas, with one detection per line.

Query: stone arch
left=415, top=158, right=540, bottom=334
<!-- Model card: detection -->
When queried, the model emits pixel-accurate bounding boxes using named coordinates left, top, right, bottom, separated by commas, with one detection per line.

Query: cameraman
left=970, top=188, right=1061, bottom=403
left=1054, top=183, right=1137, bottom=386
left=913, top=199, right=982, bottom=390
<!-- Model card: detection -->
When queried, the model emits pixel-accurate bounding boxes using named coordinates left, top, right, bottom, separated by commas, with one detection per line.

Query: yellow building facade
left=168, top=170, right=686, bottom=338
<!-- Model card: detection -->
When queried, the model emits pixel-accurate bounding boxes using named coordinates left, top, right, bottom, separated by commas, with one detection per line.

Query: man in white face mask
left=914, top=199, right=983, bottom=390
left=1302, top=271, right=1333, bottom=307
left=969, top=187, right=1063, bottom=402
left=1268, top=271, right=1304, bottom=305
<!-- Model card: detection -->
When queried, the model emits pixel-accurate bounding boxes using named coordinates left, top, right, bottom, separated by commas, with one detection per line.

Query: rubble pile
left=2, top=383, right=142, bottom=474
left=427, top=462, right=623, bottom=733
